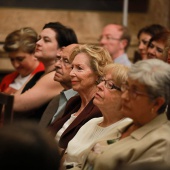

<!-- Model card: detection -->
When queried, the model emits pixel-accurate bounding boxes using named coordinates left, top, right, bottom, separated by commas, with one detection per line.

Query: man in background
left=99, top=24, right=132, bottom=67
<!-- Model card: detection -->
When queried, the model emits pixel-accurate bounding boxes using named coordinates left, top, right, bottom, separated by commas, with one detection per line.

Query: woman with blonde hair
left=84, top=59, right=170, bottom=170
left=48, top=44, right=112, bottom=150
left=63, top=63, right=132, bottom=169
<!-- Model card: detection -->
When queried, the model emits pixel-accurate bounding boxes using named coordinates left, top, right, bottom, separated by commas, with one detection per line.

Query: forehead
left=61, top=46, right=76, bottom=58
left=104, top=72, right=113, bottom=79
left=127, top=78, right=146, bottom=89
left=139, top=32, right=151, bottom=40
left=102, top=25, right=122, bottom=36
left=60, top=48, right=70, bottom=58
left=40, top=28, right=57, bottom=39
left=8, top=51, right=29, bottom=58
left=150, top=40, right=165, bottom=48
left=73, top=52, right=90, bottom=64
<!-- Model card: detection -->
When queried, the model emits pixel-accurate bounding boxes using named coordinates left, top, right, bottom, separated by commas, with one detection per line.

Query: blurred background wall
left=0, top=0, right=170, bottom=75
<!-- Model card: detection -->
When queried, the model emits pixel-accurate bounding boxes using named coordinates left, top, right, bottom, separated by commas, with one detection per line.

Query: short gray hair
left=128, top=59, right=170, bottom=114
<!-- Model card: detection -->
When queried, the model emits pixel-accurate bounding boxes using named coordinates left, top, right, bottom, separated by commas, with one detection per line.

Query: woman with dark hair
left=147, top=30, right=170, bottom=61
left=48, top=44, right=112, bottom=151
left=13, top=22, right=78, bottom=121
left=133, top=24, right=167, bottom=62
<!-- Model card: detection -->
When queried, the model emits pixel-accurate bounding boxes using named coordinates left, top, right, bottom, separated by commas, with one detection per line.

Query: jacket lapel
left=39, top=95, right=60, bottom=128
left=61, top=99, right=94, bottom=136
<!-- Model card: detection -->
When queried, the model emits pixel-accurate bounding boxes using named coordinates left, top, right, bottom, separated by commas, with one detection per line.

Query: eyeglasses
left=55, top=55, right=71, bottom=66
left=98, top=35, right=121, bottom=42
left=97, top=77, right=121, bottom=91
left=121, top=83, right=152, bottom=99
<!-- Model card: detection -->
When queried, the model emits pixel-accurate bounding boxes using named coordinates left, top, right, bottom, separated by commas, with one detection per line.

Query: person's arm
left=14, top=71, right=63, bottom=112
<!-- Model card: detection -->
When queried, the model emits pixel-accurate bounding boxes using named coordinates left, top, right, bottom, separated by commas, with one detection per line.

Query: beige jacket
left=83, top=113, right=170, bottom=170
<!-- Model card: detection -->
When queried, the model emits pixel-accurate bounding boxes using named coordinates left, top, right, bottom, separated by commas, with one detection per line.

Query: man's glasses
left=97, top=77, right=121, bottom=91
left=55, top=55, right=71, bottom=66
left=98, top=35, right=121, bottom=42
left=121, top=83, right=152, bottom=99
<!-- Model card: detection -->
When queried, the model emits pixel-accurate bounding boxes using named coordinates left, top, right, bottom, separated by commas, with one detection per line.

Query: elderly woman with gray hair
left=83, top=59, right=170, bottom=170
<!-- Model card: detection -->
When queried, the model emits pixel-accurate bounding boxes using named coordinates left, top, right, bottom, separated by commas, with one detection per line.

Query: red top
left=0, top=62, right=44, bottom=93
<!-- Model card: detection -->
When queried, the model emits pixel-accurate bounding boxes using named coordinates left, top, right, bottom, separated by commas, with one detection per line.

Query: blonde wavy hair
left=70, top=44, right=112, bottom=77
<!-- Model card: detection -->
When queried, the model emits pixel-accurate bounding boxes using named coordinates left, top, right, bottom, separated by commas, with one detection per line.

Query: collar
left=130, top=113, right=168, bottom=140
left=114, top=53, right=132, bottom=67
left=61, top=89, right=78, bottom=101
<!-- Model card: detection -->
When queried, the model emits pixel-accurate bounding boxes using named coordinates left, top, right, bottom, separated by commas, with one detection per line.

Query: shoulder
left=36, top=71, right=61, bottom=87
left=86, top=117, right=103, bottom=124
left=32, top=62, right=45, bottom=75
left=80, top=117, right=103, bottom=129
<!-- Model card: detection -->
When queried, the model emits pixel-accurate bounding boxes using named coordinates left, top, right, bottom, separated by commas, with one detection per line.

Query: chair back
left=0, top=92, right=14, bottom=126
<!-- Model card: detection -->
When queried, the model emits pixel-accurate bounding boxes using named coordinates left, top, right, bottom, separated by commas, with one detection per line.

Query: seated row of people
left=62, top=59, right=170, bottom=170
left=1, top=22, right=170, bottom=170
left=134, top=23, right=170, bottom=63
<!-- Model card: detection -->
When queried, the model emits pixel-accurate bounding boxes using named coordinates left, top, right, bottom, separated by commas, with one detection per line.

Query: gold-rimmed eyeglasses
left=121, top=83, right=152, bottom=99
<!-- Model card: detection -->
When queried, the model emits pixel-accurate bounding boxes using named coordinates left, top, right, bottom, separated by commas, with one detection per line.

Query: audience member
left=13, top=22, right=78, bottom=121
left=147, top=30, right=170, bottom=61
left=39, top=44, right=78, bottom=128
left=163, top=37, right=170, bottom=64
left=0, top=121, right=60, bottom=170
left=99, top=24, right=131, bottom=67
left=134, top=24, right=167, bottom=62
left=0, top=27, right=44, bottom=94
left=83, top=59, right=170, bottom=170
left=63, top=63, right=132, bottom=169
left=48, top=44, right=112, bottom=150
left=114, top=161, right=170, bottom=170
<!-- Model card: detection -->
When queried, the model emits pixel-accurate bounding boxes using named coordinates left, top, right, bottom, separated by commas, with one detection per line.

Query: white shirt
left=64, top=117, right=132, bottom=168
left=9, top=74, right=31, bottom=90
left=55, top=113, right=77, bottom=142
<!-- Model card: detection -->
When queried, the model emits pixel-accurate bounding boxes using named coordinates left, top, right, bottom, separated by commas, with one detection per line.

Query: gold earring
left=151, top=108, right=154, bottom=114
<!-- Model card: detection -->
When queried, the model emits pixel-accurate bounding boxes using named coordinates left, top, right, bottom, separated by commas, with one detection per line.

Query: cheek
left=157, top=53, right=164, bottom=59
left=43, top=45, right=56, bottom=53
left=83, top=73, right=96, bottom=84
left=143, top=44, right=147, bottom=50
left=147, top=48, right=151, bottom=53
left=64, top=73, right=71, bottom=80
left=21, top=60, right=32, bottom=67
left=106, top=94, right=121, bottom=105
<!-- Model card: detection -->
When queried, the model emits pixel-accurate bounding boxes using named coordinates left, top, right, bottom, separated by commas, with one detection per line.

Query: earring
left=151, top=108, right=154, bottom=114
